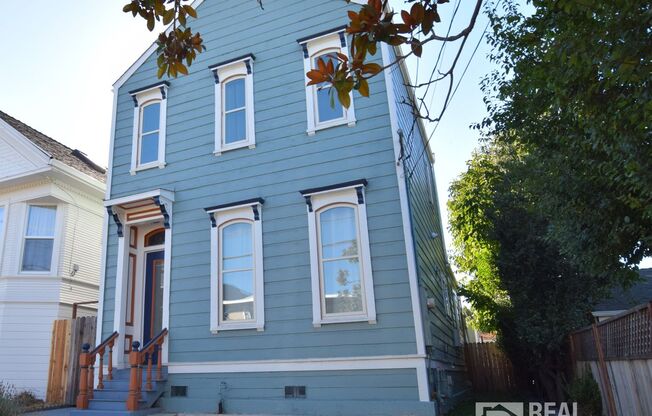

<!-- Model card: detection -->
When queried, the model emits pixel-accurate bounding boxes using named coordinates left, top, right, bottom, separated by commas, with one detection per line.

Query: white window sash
left=301, top=32, right=357, bottom=136
left=20, top=204, right=59, bottom=274
left=213, top=59, right=256, bottom=155
left=209, top=203, right=264, bottom=332
left=130, top=86, right=168, bottom=174
left=305, top=187, right=376, bottom=327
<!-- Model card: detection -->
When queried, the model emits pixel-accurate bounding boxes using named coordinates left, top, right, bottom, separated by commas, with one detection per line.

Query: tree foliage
left=480, top=0, right=652, bottom=282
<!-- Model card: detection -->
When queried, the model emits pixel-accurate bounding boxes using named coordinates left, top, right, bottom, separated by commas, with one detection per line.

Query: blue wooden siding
left=103, top=0, right=419, bottom=363
left=386, top=46, right=467, bottom=404
left=161, top=369, right=435, bottom=416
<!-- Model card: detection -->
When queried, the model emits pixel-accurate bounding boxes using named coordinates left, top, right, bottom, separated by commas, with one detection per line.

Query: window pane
left=323, top=258, right=363, bottom=314
left=145, top=229, right=165, bottom=246
left=142, top=102, right=160, bottom=133
left=22, top=239, right=53, bottom=271
left=224, top=79, right=245, bottom=111
left=225, top=110, right=246, bottom=144
left=222, top=223, right=252, bottom=262
left=223, top=270, right=254, bottom=321
left=314, top=54, right=344, bottom=123
left=319, top=207, right=358, bottom=259
left=140, top=132, right=159, bottom=164
left=26, top=206, right=56, bottom=237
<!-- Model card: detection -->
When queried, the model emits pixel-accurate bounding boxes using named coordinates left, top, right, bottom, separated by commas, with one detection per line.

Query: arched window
left=222, top=77, right=247, bottom=145
left=312, top=51, right=344, bottom=124
left=144, top=228, right=165, bottom=247
left=219, top=221, right=255, bottom=322
left=317, top=205, right=364, bottom=315
left=138, top=100, right=161, bottom=165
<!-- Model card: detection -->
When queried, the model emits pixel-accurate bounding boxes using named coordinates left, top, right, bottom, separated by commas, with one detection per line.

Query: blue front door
left=143, top=250, right=164, bottom=362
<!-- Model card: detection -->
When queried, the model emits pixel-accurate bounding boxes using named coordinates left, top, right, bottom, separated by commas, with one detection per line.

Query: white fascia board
left=49, top=159, right=105, bottom=197
left=0, top=117, right=51, bottom=166
left=113, top=0, right=206, bottom=90
left=104, top=188, right=175, bottom=207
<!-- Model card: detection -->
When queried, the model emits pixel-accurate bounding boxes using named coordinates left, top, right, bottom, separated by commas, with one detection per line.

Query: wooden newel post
left=76, top=343, right=91, bottom=409
left=127, top=341, right=141, bottom=411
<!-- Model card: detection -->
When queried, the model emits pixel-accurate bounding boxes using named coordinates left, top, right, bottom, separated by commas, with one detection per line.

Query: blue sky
left=0, top=1, right=513, bottom=261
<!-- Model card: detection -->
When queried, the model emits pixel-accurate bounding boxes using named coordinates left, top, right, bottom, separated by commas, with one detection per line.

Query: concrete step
left=69, top=408, right=161, bottom=416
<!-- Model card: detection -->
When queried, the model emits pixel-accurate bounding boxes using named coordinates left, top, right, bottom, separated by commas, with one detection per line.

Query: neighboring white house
left=0, top=111, right=105, bottom=398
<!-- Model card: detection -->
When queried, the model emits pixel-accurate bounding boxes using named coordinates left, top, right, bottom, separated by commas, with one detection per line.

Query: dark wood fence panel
left=46, top=316, right=96, bottom=405
left=464, top=342, right=517, bottom=393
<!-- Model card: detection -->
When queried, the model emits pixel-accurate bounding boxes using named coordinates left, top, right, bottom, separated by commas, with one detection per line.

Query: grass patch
left=0, top=382, right=49, bottom=415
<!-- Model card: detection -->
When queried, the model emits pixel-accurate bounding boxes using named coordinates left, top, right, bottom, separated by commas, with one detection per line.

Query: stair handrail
left=127, top=328, right=168, bottom=411
left=76, top=331, right=119, bottom=410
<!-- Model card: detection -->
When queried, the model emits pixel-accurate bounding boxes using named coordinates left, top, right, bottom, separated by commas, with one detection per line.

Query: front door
left=143, top=250, right=164, bottom=361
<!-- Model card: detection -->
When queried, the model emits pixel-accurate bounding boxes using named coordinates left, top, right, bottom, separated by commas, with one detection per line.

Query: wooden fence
left=570, top=302, right=652, bottom=416
left=46, top=316, right=96, bottom=405
left=464, top=342, right=518, bottom=393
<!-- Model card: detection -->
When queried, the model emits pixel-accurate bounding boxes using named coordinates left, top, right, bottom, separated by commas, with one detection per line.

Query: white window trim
left=208, top=200, right=264, bottom=332
left=303, top=183, right=375, bottom=327
left=19, top=203, right=62, bottom=276
left=129, top=83, right=168, bottom=174
left=210, top=55, right=256, bottom=155
left=0, top=204, right=7, bottom=271
left=300, top=30, right=356, bottom=136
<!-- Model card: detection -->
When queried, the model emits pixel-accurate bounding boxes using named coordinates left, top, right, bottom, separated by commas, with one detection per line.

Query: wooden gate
left=464, top=342, right=518, bottom=393
left=46, top=316, right=96, bottom=405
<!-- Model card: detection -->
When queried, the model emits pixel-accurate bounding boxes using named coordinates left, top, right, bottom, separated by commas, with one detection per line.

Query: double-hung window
left=300, top=180, right=376, bottom=326
left=206, top=198, right=264, bottom=332
left=22, top=205, right=57, bottom=272
left=129, top=82, right=169, bottom=173
left=299, top=28, right=356, bottom=135
left=210, top=54, right=256, bottom=155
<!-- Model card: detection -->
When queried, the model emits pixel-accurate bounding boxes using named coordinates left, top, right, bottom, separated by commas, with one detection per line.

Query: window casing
left=129, top=83, right=168, bottom=174
left=210, top=55, right=256, bottom=155
left=208, top=201, right=264, bottom=332
left=300, top=30, right=356, bottom=135
left=0, top=205, right=6, bottom=270
left=21, top=205, right=57, bottom=273
left=302, top=183, right=376, bottom=326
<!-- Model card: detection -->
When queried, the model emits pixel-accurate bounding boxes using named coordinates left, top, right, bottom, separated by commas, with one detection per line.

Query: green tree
left=449, top=143, right=608, bottom=400
left=479, top=0, right=651, bottom=283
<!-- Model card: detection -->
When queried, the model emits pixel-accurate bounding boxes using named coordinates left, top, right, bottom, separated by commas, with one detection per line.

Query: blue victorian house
left=87, top=1, right=466, bottom=415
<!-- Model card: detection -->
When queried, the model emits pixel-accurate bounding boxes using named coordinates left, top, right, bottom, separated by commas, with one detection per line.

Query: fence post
left=76, top=343, right=91, bottom=409
left=127, top=341, right=141, bottom=411
left=592, top=322, right=618, bottom=416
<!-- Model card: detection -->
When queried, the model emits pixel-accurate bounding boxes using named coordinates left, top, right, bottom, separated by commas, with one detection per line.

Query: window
left=210, top=54, right=256, bottom=155
left=300, top=181, right=376, bottom=326
left=299, top=29, right=356, bottom=135
left=129, top=82, right=168, bottom=173
left=207, top=199, right=264, bottom=332
left=22, top=205, right=57, bottom=272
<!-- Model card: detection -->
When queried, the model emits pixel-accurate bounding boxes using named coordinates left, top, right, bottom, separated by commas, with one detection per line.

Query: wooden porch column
left=126, top=341, right=141, bottom=411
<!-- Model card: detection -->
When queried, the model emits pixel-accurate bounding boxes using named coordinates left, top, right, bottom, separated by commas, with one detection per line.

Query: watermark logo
left=475, top=402, right=578, bottom=416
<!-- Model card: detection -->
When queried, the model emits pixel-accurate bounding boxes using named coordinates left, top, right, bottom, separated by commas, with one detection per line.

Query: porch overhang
left=105, top=189, right=175, bottom=235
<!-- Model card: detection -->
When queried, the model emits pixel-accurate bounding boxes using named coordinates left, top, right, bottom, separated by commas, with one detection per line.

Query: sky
left=5, top=1, right=643, bottom=269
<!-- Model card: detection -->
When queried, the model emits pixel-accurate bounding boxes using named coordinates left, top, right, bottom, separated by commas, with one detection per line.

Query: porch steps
left=70, top=367, right=167, bottom=416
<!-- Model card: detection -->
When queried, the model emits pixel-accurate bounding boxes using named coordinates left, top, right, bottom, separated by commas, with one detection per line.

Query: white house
left=0, top=110, right=105, bottom=398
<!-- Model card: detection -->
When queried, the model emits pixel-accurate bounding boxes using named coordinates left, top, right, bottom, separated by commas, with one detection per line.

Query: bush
left=568, top=371, right=602, bottom=416
left=0, top=382, right=20, bottom=416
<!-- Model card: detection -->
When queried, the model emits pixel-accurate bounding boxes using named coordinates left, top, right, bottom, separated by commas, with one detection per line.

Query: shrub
left=0, top=382, right=19, bottom=416
left=568, top=371, right=602, bottom=416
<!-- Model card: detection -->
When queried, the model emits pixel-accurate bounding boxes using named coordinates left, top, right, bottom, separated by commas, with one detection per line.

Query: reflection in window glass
left=140, top=102, right=160, bottom=165
left=221, top=222, right=254, bottom=321
left=313, top=53, right=344, bottom=123
left=319, top=206, right=363, bottom=314
left=224, top=78, right=247, bottom=144
left=22, top=205, right=56, bottom=272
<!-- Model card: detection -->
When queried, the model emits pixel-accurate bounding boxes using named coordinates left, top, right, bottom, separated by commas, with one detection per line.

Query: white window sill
left=130, top=161, right=166, bottom=175
left=213, top=141, right=255, bottom=156
left=211, top=322, right=264, bottom=333
left=19, top=270, right=53, bottom=275
left=313, top=315, right=376, bottom=328
left=307, top=118, right=356, bottom=136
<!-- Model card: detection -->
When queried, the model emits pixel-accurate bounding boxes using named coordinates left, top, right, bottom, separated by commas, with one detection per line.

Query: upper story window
left=22, top=205, right=57, bottom=273
left=129, top=82, right=169, bottom=174
left=206, top=198, right=264, bottom=332
left=298, top=28, right=356, bottom=136
left=300, top=180, right=376, bottom=326
left=209, top=55, right=256, bottom=155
